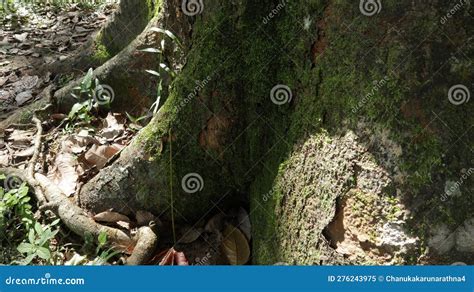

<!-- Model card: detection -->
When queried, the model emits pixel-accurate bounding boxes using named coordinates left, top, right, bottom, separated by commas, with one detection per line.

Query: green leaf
left=28, top=228, right=35, bottom=243
left=69, top=103, right=85, bottom=118
left=149, top=27, right=183, bottom=49
left=82, top=68, right=94, bottom=90
left=145, top=70, right=161, bottom=77
left=36, top=247, right=51, bottom=260
left=98, top=231, right=107, bottom=246
left=17, top=242, right=35, bottom=254
left=34, top=222, right=43, bottom=235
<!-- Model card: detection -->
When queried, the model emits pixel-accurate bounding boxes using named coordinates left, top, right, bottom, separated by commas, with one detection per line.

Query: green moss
left=250, top=0, right=473, bottom=264
left=92, top=34, right=111, bottom=63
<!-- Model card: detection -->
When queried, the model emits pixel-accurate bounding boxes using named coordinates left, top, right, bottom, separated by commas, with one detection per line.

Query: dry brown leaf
left=155, top=248, right=189, bottom=266
left=101, top=113, right=125, bottom=141
left=62, top=130, right=98, bottom=154
left=221, top=224, right=250, bottom=265
left=47, top=153, right=79, bottom=196
left=116, top=220, right=131, bottom=230
left=14, top=146, right=35, bottom=158
left=7, top=129, right=35, bottom=145
left=84, top=144, right=122, bottom=169
left=93, top=211, right=130, bottom=223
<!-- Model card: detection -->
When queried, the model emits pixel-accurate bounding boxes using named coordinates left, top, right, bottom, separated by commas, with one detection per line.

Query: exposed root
left=0, top=114, right=158, bottom=265
left=126, top=224, right=159, bottom=265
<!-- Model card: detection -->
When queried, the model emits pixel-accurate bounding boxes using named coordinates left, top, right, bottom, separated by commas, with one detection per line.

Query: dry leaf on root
left=84, top=144, right=123, bottom=169
left=100, top=113, right=125, bottom=141
left=93, top=211, right=131, bottom=223
left=221, top=224, right=250, bottom=265
left=47, top=153, right=79, bottom=196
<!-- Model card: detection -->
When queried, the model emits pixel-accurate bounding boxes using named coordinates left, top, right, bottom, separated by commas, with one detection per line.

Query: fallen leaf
left=13, top=33, right=28, bottom=42
left=62, top=130, right=98, bottom=154
left=47, top=153, right=79, bottom=196
left=116, top=220, right=131, bottom=230
left=155, top=248, right=189, bottom=266
left=84, top=144, right=122, bottom=169
left=100, top=113, right=125, bottom=141
left=221, top=224, right=250, bottom=265
left=174, top=251, right=189, bottom=265
left=93, top=211, right=130, bottom=223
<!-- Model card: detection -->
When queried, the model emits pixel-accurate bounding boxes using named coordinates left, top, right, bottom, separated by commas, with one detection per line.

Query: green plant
left=65, top=231, right=120, bottom=265
left=16, top=220, right=60, bottom=265
left=66, top=68, right=111, bottom=130
left=141, top=28, right=183, bottom=115
left=0, top=178, right=34, bottom=241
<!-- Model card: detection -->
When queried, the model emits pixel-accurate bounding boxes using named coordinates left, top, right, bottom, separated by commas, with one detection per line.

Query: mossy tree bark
left=61, top=0, right=472, bottom=264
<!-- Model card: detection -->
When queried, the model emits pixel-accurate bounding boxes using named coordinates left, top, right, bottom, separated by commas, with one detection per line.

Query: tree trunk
left=60, top=0, right=472, bottom=265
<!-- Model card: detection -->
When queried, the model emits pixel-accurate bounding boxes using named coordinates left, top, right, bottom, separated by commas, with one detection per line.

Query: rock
left=428, top=224, right=455, bottom=254
left=455, top=218, right=474, bottom=253
left=377, top=221, right=418, bottom=251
